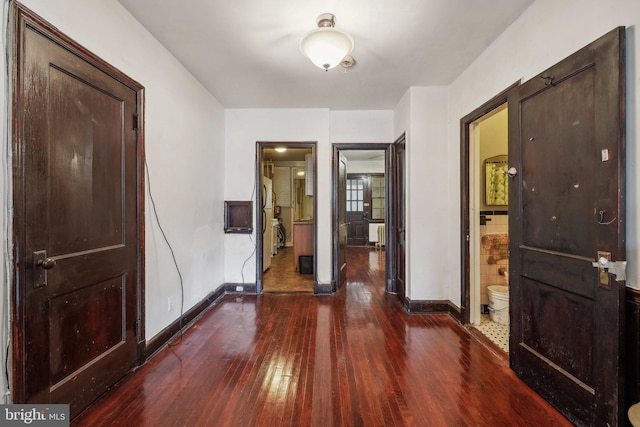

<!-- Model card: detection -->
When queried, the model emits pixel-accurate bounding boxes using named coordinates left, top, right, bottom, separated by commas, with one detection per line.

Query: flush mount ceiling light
left=299, top=13, right=354, bottom=71
left=275, top=147, right=287, bottom=153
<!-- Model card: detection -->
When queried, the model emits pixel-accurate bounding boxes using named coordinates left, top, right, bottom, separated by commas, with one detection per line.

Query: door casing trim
left=331, top=143, right=394, bottom=293
left=255, top=141, right=318, bottom=293
left=459, top=82, right=519, bottom=325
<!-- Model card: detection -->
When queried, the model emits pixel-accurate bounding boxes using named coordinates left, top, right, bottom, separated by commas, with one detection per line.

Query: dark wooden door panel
left=509, top=27, right=625, bottom=426
left=338, top=153, right=348, bottom=286
left=346, top=175, right=368, bottom=246
left=14, top=6, right=143, bottom=419
left=394, top=139, right=406, bottom=299
left=347, top=213, right=367, bottom=245
left=48, top=69, right=125, bottom=253
left=521, top=67, right=595, bottom=257
left=521, top=278, right=594, bottom=385
left=49, top=278, right=126, bottom=384
left=521, top=248, right=596, bottom=299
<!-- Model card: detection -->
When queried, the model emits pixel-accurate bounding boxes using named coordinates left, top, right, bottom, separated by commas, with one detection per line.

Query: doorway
left=332, top=143, right=392, bottom=292
left=256, top=142, right=317, bottom=293
left=468, top=104, right=510, bottom=353
left=461, top=83, right=518, bottom=332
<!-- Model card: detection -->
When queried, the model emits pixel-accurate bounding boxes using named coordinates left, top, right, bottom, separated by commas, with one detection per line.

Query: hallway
left=73, top=247, right=570, bottom=426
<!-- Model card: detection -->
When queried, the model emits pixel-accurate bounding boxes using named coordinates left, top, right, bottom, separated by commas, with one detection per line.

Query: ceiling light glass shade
left=299, top=28, right=354, bottom=70
left=275, top=147, right=287, bottom=153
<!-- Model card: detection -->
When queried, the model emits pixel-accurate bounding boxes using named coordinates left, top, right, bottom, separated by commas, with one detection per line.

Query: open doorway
left=332, top=143, right=392, bottom=292
left=461, top=84, right=518, bottom=355
left=256, top=142, right=317, bottom=293
left=469, top=104, right=509, bottom=352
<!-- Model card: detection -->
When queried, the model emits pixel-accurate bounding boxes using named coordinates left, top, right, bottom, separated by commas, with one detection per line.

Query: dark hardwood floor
left=73, top=247, right=571, bottom=426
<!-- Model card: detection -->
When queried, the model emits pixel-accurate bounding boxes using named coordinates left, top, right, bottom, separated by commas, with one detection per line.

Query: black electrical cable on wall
left=240, top=175, right=258, bottom=286
left=144, top=158, right=185, bottom=346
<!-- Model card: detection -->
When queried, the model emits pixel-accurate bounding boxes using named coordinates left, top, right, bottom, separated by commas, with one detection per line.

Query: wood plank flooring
left=72, top=247, right=571, bottom=426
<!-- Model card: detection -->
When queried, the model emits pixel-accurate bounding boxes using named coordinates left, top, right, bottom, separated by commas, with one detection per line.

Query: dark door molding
left=331, top=143, right=393, bottom=292
left=256, top=141, right=318, bottom=293
left=391, top=135, right=405, bottom=300
left=459, top=82, right=519, bottom=325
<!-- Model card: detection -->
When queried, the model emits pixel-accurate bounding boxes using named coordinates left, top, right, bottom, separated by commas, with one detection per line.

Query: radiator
left=377, top=224, right=385, bottom=249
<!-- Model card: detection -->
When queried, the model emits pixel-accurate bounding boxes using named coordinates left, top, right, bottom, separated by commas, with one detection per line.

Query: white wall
left=1, top=1, right=226, bottom=405
left=346, top=160, right=385, bottom=174
left=330, top=111, right=394, bottom=143
left=224, top=109, right=393, bottom=287
left=393, top=87, right=450, bottom=300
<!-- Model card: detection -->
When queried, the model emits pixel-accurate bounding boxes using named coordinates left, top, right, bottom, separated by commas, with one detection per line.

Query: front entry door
left=13, top=7, right=143, bottom=417
left=509, top=28, right=625, bottom=426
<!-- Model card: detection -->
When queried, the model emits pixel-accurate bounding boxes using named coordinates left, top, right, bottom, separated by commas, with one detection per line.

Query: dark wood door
left=14, top=7, right=142, bottom=418
left=346, top=175, right=369, bottom=246
left=394, top=138, right=406, bottom=299
left=337, top=153, right=348, bottom=287
left=508, top=27, right=625, bottom=426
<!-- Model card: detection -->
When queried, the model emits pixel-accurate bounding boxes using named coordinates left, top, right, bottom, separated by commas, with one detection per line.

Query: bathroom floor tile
left=475, top=314, right=509, bottom=353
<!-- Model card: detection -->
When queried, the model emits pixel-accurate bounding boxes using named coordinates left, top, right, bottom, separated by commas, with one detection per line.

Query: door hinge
left=132, top=114, right=138, bottom=130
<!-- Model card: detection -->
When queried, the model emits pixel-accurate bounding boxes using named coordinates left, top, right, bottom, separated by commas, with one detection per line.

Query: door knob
left=507, top=167, right=518, bottom=177
left=37, top=257, right=56, bottom=269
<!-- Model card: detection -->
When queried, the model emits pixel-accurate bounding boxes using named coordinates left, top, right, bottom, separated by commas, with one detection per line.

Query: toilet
left=630, top=402, right=640, bottom=426
left=488, top=285, right=509, bottom=325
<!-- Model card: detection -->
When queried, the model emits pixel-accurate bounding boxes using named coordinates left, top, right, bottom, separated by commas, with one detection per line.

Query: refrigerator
left=262, top=177, right=274, bottom=271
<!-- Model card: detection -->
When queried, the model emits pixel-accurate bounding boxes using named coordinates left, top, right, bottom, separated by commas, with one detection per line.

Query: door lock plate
left=33, top=250, right=48, bottom=288
left=591, top=251, right=627, bottom=289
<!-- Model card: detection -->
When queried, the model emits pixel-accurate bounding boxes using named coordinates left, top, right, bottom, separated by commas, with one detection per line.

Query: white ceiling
left=118, top=0, right=534, bottom=110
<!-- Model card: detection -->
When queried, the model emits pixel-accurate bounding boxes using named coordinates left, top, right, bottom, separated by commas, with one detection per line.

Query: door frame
left=332, top=143, right=393, bottom=292
left=10, top=3, right=146, bottom=403
left=256, top=141, right=318, bottom=293
left=460, top=82, right=519, bottom=325
left=391, top=134, right=405, bottom=300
